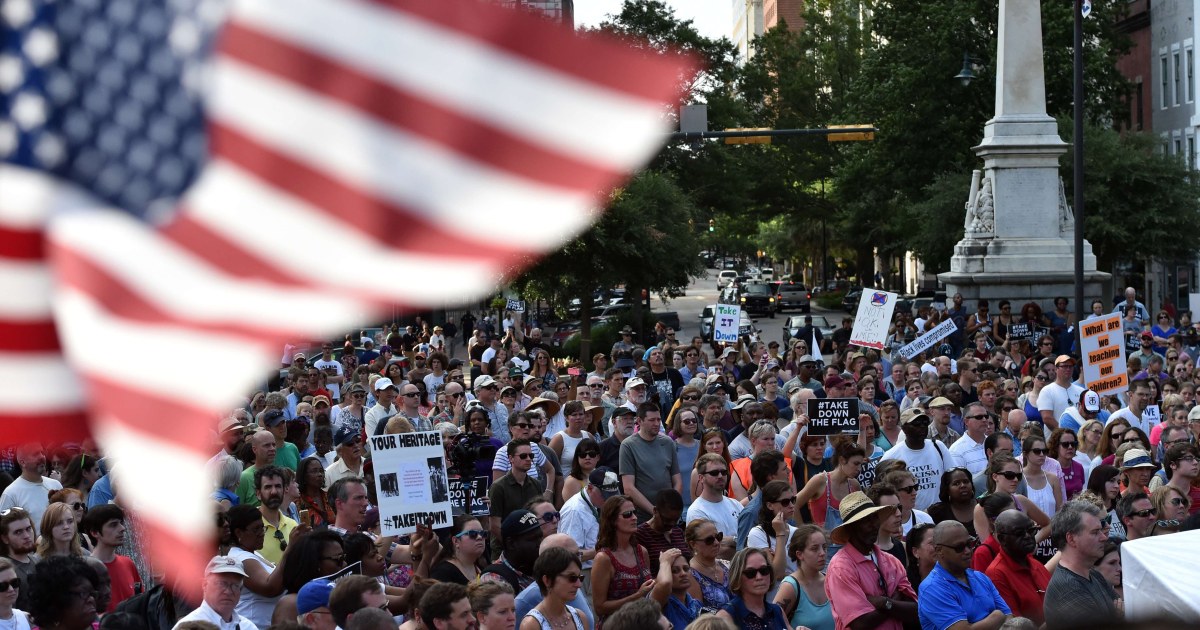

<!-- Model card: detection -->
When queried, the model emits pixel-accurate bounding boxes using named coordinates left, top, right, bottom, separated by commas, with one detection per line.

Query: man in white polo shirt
left=948, top=402, right=990, bottom=475
left=1038, top=355, right=1084, bottom=430
left=174, top=556, right=258, bottom=630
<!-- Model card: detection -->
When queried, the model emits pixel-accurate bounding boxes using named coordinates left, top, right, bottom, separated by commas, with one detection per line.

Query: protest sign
left=714, top=304, right=741, bottom=343
left=506, top=299, right=526, bottom=313
left=1079, top=313, right=1128, bottom=395
left=897, top=318, right=959, bottom=360
left=1143, top=404, right=1160, bottom=427
left=1008, top=322, right=1034, bottom=342
left=807, top=398, right=860, bottom=436
left=368, top=431, right=454, bottom=536
left=849, top=290, right=897, bottom=349
left=448, top=476, right=490, bottom=517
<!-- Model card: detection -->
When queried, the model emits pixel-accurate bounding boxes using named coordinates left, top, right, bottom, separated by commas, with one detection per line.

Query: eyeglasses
left=66, top=589, right=97, bottom=602
left=515, top=453, right=533, bottom=460
left=400, top=392, right=419, bottom=397
left=558, top=573, right=585, bottom=584
left=896, top=484, right=918, bottom=494
left=590, top=384, right=606, bottom=389
left=323, top=554, right=347, bottom=563
left=455, top=529, right=488, bottom=540
left=741, top=566, right=772, bottom=579
left=210, top=580, right=240, bottom=594
left=936, top=536, right=979, bottom=553
left=1169, top=497, right=1188, bottom=507
left=274, top=529, right=287, bottom=552
left=1028, top=448, right=1049, bottom=456
left=772, top=497, right=795, bottom=506
left=0, top=578, right=20, bottom=592
left=514, top=423, right=533, bottom=430
left=965, top=414, right=989, bottom=421
left=1059, top=441, right=1077, bottom=449
left=699, top=532, right=724, bottom=545
left=703, top=469, right=728, bottom=477
left=1178, top=456, right=1198, bottom=463
left=578, top=451, right=599, bottom=459
left=995, top=471, right=1023, bottom=481
left=1035, top=375, right=1049, bottom=382
left=682, top=395, right=700, bottom=401
left=71, top=502, right=86, bottom=511
left=1040, top=342, right=1053, bottom=347
left=619, top=510, right=637, bottom=519
left=1130, top=508, right=1157, bottom=518
left=681, top=417, right=698, bottom=425
left=540, top=511, right=561, bottom=523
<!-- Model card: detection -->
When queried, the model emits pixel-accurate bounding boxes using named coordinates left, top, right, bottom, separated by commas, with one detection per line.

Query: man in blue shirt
left=918, top=521, right=1010, bottom=630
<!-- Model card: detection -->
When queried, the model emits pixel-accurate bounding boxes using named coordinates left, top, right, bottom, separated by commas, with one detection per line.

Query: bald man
left=236, top=431, right=276, bottom=506
left=513, top=534, right=594, bottom=629
left=918, top=521, right=1010, bottom=630
left=984, top=510, right=1050, bottom=625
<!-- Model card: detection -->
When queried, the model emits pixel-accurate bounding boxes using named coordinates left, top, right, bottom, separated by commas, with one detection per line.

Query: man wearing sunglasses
left=1116, top=492, right=1157, bottom=541
left=487, top=441, right=546, bottom=543
left=473, top=375, right=511, bottom=444
left=949, top=402, right=992, bottom=475
left=880, top=409, right=954, bottom=511
left=984, top=510, right=1050, bottom=625
left=919, top=521, right=1010, bottom=630
left=560, top=468, right=618, bottom=593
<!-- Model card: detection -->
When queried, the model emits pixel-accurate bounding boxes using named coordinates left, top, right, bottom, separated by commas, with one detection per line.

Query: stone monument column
left=938, top=0, right=1108, bottom=305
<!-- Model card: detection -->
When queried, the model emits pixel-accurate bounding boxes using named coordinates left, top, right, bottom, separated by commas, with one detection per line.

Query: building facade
left=497, top=0, right=574, bottom=27
left=732, top=0, right=805, bottom=62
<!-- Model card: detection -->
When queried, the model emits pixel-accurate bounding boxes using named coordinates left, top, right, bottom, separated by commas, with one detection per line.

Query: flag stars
left=1, top=0, right=34, bottom=29
left=0, top=121, right=17, bottom=157
left=11, top=92, right=47, bottom=130
left=0, top=54, right=24, bottom=92
left=23, top=27, right=58, bottom=66
left=34, top=132, right=65, bottom=167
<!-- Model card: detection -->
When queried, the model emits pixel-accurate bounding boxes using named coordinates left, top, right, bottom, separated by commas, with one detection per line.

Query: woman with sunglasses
left=773, top=524, right=833, bottom=630
left=429, top=516, right=487, bottom=585
left=550, top=401, right=597, bottom=473
left=747, top=481, right=798, bottom=580
left=1077, top=420, right=1105, bottom=466
left=562, top=438, right=601, bottom=503
left=666, top=386, right=704, bottom=429
left=990, top=300, right=1015, bottom=348
left=530, top=350, right=556, bottom=393
left=226, top=504, right=289, bottom=629
left=1151, top=311, right=1177, bottom=356
left=926, top=468, right=980, bottom=537
left=1085, top=465, right=1125, bottom=538
left=1022, top=436, right=1063, bottom=519
left=685, top=519, right=731, bottom=612
left=1096, top=419, right=1131, bottom=468
left=1048, top=428, right=1085, bottom=500
left=273, top=530, right=348, bottom=621
left=520, top=547, right=588, bottom=630
left=1152, top=485, right=1191, bottom=522
left=972, top=454, right=1051, bottom=539
left=591, top=496, right=653, bottom=624
left=668, top=406, right=702, bottom=504
left=1017, top=369, right=1051, bottom=424
left=0, top=558, right=28, bottom=630
left=715, top=547, right=790, bottom=630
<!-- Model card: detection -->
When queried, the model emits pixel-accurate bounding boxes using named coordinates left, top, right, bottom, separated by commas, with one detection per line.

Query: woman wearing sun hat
left=824, top=492, right=918, bottom=630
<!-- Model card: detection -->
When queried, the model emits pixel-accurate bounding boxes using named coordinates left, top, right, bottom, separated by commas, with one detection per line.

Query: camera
left=447, top=433, right=497, bottom=476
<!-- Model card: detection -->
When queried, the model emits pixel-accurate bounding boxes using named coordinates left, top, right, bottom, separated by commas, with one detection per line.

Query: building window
left=1189, top=48, right=1195, bottom=103
left=1175, top=52, right=1182, bottom=106
left=1189, top=135, right=1196, bottom=170
left=1176, top=137, right=1183, bottom=156
left=1161, top=55, right=1169, bottom=108
left=1136, top=81, right=1144, bottom=130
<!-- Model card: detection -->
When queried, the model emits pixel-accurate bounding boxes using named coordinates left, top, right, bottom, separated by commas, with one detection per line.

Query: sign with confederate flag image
left=849, top=289, right=898, bottom=349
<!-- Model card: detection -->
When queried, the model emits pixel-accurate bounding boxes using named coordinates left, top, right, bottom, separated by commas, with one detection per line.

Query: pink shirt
left=825, top=543, right=917, bottom=630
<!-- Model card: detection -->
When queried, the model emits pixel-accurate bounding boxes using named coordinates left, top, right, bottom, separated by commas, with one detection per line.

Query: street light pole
left=1073, top=0, right=1086, bottom=329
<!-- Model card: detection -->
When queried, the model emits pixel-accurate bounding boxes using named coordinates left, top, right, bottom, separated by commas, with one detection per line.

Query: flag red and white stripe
left=0, top=0, right=694, bottom=594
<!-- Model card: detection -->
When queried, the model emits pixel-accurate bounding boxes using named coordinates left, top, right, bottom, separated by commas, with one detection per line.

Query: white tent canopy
left=1122, top=529, right=1200, bottom=621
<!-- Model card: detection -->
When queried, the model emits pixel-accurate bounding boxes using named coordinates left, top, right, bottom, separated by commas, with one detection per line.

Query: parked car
left=774, top=281, right=811, bottom=313
left=842, top=288, right=863, bottom=313
left=782, top=314, right=835, bottom=347
left=739, top=282, right=777, bottom=318
left=699, top=304, right=755, bottom=341
left=721, top=259, right=739, bottom=270
left=717, top=270, right=738, bottom=290
left=760, top=267, right=775, bottom=281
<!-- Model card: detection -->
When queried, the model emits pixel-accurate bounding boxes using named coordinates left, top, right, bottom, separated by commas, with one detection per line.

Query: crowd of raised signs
left=2, top=289, right=1198, bottom=630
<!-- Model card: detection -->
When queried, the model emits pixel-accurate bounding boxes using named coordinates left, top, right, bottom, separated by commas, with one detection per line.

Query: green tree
left=511, top=171, right=702, bottom=360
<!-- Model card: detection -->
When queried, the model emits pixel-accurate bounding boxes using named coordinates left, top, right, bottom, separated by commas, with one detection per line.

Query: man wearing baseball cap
left=481, top=509, right=544, bottom=592
left=1060, top=389, right=1102, bottom=432
left=364, top=377, right=399, bottom=438
left=174, top=556, right=257, bottom=630
left=474, top=374, right=511, bottom=444
left=294, top=578, right=336, bottom=630
left=1038, top=355, right=1084, bottom=430
left=880, top=408, right=955, bottom=511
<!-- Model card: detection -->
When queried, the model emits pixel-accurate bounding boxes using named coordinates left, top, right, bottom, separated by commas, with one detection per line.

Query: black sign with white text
left=807, top=398, right=860, bottom=436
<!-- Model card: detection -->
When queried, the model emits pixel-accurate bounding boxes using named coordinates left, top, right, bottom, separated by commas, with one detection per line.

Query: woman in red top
left=795, top=441, right=864, bottom=528
left=591, top=496, right=653, bottom=629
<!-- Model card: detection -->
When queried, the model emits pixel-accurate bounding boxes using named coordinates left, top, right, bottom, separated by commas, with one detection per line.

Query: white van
left=717, top=270, right=738, bottom=289
left=760, top=267, right=775, bottom=281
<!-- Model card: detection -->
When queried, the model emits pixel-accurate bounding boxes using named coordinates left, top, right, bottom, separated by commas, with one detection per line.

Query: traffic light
left=708, top=219, right=715, bottom=232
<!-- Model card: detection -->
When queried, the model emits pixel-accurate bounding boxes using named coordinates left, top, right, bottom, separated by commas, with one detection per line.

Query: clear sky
left=573, top=0, right=730, bottom=42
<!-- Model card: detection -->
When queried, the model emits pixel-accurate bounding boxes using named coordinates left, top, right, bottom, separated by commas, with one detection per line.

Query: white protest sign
left=1143, top=404, right=1160, bottom=427
left=1079, top=313, right=1128, bottom=395
left=713, top=304, right=741, bottom=343
left=848, top=289, right=898, bottom=350
left=897, top=318, right=959, bottom=360
left=506, top=299, right=526, bottom=313
left=368, top=431, right=454, bottom=536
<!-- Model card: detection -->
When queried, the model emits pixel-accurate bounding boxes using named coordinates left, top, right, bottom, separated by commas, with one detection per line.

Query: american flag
left=0, top=0, right=693, bottom=592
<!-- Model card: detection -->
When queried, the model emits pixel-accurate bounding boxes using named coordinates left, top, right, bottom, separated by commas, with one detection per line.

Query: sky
left=573, top=0, right=729, bottom=41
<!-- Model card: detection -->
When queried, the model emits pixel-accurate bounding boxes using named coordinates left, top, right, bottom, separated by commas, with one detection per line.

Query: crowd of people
left=2, top=290, right=1198, bottom=630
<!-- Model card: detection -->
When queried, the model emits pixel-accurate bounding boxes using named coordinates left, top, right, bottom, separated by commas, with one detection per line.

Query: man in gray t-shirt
left=618, top=403, right=680, bottom=522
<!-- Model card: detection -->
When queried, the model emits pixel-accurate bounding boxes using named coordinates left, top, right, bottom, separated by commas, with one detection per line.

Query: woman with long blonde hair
left=36, top=502, right=84, bottom=558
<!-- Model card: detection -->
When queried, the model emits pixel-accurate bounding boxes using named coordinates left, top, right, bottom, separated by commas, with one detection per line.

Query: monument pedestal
left=937, top=0, right=1109, bottom=308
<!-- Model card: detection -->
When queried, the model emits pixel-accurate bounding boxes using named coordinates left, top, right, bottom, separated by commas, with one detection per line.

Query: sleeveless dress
left=808, top=472, right=845, bottom=529
left=556, top=430, right=593, bottom=470
left=1026, top=474, right=1058, bottom=518
left=780, top=576, right=835, bottom=630
left=692, top=564, right=732, bottom=613
left=598, top=547, right=651, bottom=628
left=525, top=607, right=585, bottom=630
